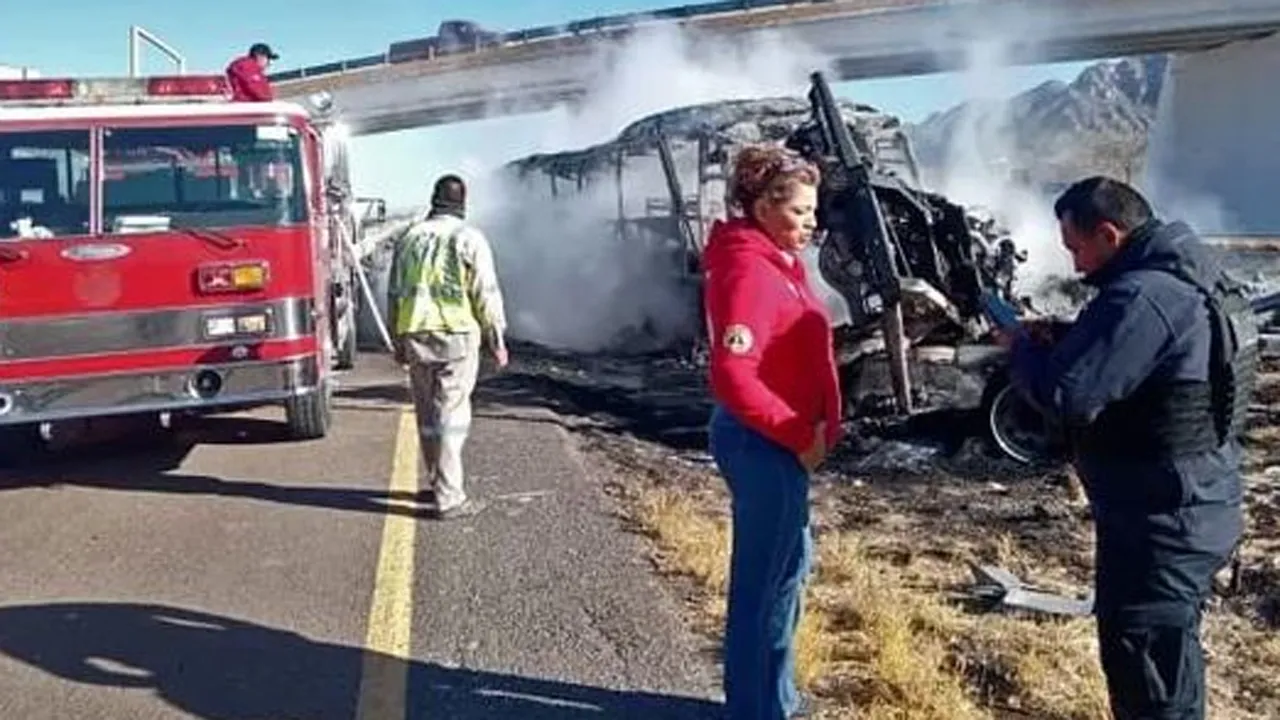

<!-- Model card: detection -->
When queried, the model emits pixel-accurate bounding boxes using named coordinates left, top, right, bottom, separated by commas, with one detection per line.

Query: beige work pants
left=403, top=331, right=481, bottom=511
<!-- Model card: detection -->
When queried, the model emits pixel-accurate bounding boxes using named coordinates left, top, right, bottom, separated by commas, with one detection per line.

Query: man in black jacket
left=1000, top=176, right=1258, bottom=719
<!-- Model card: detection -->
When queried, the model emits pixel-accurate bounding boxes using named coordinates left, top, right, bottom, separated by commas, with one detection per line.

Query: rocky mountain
left=905, top=54, right=1168, bottom=187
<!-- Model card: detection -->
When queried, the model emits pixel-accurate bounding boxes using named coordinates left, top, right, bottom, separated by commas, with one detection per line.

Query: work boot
left=432, top=498, right=486, bottom=520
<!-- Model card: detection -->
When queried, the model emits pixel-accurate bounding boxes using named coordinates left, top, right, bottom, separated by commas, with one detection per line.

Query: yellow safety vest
left=391, top=218, right=478, bottom=335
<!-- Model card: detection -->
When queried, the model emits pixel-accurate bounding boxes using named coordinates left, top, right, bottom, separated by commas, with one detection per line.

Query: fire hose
left=338, top=215, right=397, bottom=354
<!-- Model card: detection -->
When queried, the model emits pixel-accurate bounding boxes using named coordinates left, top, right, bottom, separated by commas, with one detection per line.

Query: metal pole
left=129, top=25, right=186, bottom=77
left=882, top=302, right=913, bottom=415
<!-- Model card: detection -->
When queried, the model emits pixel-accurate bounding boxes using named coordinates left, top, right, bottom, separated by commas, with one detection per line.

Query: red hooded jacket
left=226, top=55, right=274, bottom=102
left=703, top=217, right=842, bottom=456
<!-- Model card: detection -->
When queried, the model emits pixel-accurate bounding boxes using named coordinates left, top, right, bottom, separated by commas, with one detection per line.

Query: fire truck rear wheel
left=285, top=380, right=332, bottom=440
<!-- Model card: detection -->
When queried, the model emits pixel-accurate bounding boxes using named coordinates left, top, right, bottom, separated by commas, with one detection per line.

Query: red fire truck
left=0, top=74, right=369, bottom=454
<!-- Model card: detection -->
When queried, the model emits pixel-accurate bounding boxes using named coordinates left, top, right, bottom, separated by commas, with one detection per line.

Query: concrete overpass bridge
left=271, top=0, right=1280, bottom=135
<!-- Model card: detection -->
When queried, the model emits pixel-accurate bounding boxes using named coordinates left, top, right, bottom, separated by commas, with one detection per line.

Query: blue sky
left=2, top=0, right=1096, bottom=209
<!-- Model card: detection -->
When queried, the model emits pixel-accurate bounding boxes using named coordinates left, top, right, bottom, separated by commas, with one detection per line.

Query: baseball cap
left=249, top=43, right=280, bottom=60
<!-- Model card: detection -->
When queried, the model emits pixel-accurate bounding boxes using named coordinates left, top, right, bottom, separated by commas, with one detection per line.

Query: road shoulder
left=403, top=381, right=721, bottom=719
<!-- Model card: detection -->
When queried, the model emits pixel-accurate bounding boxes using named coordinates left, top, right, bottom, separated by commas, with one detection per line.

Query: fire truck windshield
left=0, top=129, right=91, bottom=239
left=102, top=123, right=307, bottom=233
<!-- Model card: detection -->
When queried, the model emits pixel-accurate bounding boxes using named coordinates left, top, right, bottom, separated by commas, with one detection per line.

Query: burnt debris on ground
left=474, top=341, right=713, bottom=451
left=492, top=337, right=1280, bottom=618
left=485, top=340, right=1045, bottom=476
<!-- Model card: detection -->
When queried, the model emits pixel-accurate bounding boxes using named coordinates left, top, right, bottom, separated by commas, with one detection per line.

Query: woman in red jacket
left=703, top=144, right=842, bottom=720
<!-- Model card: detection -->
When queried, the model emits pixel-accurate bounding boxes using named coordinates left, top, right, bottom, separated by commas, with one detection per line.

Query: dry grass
left=1202, top=614, right=1280, bottom=718
left=632, top=486, right=1113, bottom=719
left=580, top=364, right=1280, bottom=719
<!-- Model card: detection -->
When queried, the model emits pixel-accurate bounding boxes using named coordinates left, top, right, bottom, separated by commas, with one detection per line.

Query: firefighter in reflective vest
left=998, top=176, right=1258, bottom=720
left=388, top=174, right=508, bottom=520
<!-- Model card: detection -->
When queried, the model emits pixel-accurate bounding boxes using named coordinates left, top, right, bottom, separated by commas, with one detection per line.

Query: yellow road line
left=355, top=409, right=419, bottom=720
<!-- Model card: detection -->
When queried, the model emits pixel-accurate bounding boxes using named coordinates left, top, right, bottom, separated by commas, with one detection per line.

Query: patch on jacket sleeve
left=722, top=324, right=754, bottom=355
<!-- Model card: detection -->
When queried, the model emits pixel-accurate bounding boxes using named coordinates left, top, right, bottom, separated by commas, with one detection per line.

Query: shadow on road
left=0, top=602, right=721, bottom=720
left=336, top=382, right=412, bottom=405
left=0, top=416, right=435, bottom=520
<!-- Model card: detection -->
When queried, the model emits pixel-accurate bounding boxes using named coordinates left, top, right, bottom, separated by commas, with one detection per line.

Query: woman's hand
left=799, top=422, right=828, bottom=471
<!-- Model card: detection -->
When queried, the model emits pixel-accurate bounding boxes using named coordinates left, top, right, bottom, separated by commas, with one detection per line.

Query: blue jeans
left=709, top=405, right=813, bottom=720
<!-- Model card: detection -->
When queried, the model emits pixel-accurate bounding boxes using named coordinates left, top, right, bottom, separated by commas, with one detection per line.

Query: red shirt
left=703, top=218, right=842, bottom=455
left=226, top=55, right=274, bottom=102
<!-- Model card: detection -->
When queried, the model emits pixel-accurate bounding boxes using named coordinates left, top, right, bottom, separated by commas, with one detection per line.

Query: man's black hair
left=430, top=174, right=466, bottom=213
left=249, top=43, right=279, bottom=60
left=1053, top=175, right=1154, bottom=234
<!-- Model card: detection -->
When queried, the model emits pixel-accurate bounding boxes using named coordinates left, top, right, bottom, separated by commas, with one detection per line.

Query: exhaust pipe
left=0, top=391, right=13, bottom=416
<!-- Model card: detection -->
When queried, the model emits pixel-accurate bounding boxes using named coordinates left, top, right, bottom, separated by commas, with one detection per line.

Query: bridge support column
left=1145, top=32, right=1280, bottom=234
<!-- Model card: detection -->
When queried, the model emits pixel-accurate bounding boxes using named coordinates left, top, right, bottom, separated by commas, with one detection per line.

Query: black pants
left=1094, top=512, right=1236, bottom=720
left=1096, top=600, right=1207, bottom=719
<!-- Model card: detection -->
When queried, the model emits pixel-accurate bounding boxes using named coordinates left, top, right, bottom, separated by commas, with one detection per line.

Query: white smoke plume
left=915, top=3, right=1075, bottom=303
left=463, top=23, right=831, bottom=353
left=528, top=24, right=828, bottom=151
left=919, top=0, right=1267, bottom=308
left=365, top=0, right=1255, bottom=351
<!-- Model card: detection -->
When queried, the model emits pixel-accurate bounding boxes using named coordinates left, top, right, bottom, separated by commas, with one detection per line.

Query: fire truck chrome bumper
left=0, top=356, right=321, bottom=425
left=0, top=297, right=316, bottom=361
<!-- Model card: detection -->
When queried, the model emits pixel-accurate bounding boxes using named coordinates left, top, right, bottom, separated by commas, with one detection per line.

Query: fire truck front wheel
left=284, top=381, right=332, bottom=440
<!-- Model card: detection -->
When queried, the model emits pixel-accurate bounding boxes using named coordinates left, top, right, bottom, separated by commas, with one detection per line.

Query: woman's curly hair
left=728, top=143, right=820, bottom=215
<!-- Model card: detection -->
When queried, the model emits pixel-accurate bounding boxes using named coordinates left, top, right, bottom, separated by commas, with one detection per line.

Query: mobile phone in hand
left=979, top=290, right=1022, bottom=330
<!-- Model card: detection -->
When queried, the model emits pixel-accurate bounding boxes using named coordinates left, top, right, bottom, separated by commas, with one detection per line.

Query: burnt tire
left=285, top=380, right=332, bottom=441
left=981, top=373, right=1057, bottom=465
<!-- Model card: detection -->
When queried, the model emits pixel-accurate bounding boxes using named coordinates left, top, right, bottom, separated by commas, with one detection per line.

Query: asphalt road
left=0, top=353, right=720, bottom=720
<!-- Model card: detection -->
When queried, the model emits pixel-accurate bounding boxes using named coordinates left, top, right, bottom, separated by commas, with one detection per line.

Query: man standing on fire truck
left=225, top=43, right=278, bottom=102
left=388, top=174, right=508, bottom=520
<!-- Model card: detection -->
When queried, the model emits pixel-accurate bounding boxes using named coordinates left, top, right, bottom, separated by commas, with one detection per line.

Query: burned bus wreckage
left=506, top=72, right=1058, bottom=464
left=788, top=72, right=1051, bottom=464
